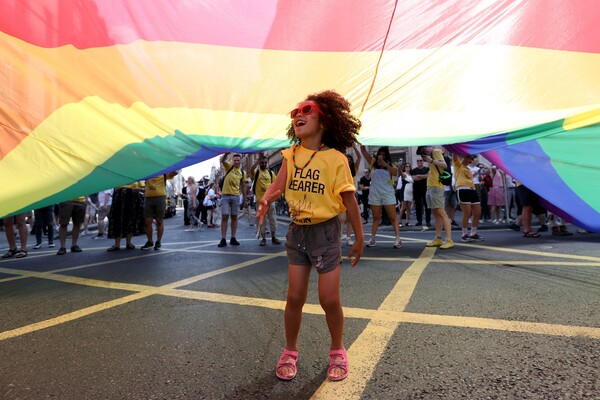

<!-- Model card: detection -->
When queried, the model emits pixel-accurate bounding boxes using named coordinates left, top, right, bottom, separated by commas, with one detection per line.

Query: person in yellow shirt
left=249, top=152, right=281, bottom=246
left=257, top=90, right=363, bottom=382
left=418, top=145, right=454, bottom=249
left=217, top=153, right=247, bottom=247
left=141, top=171, right=178, bottom=250
left=453, top=154, right=484, bottom=242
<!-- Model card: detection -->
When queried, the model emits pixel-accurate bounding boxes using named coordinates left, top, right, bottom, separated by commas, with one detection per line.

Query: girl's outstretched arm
left=341, top=191, right=364, bottom=267
left=256, top=159, right=288, bottom=225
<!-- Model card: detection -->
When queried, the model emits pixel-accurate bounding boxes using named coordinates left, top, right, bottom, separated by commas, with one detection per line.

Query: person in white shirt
left=95, top=189, right=113, bottom=239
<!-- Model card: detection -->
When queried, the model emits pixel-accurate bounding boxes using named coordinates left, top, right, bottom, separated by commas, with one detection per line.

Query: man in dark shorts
left=141, top=171, right=179, bottom=250
left=56, top=197, right=87, bottom=255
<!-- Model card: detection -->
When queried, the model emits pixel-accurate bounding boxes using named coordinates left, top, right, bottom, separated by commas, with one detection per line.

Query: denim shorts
left=220, top=195, right=239, bottom=216
left=285, top=217, right=341, bottom=274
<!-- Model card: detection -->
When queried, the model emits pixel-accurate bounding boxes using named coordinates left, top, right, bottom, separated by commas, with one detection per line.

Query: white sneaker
left=185, top=228, right=194, bottom=232
left=346, top=238, right=354, bottom=246
left=34, top=243, right=42, bottom=249
left=393, top=238, right=402, bottom=249
left=366, top=239, right=376, bottom=247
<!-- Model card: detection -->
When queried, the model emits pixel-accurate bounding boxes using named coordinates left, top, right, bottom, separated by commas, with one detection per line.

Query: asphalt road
left=1, top=214, right=599, bottom=399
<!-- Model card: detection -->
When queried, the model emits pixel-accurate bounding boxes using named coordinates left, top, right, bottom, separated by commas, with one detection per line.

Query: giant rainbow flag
left=1, top=1, right=600, bottom=230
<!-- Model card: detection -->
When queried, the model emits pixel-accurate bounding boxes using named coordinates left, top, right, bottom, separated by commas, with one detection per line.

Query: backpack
left=218, top=166, right=244, bottom=191
left=435, top=156, right=453, bottom=186
left=251, top=169, right=275, bottom=194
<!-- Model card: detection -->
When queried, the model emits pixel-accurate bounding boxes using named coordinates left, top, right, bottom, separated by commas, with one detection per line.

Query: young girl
left=256, top=90, right=364, bottom=382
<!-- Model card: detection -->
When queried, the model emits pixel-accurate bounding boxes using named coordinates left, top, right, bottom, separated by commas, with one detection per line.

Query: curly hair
left=286, top=90, right=361, bottom=153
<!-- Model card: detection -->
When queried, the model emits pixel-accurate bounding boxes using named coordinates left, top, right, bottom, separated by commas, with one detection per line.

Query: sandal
left=15, top=250, right=27, bottom=259
left=275, top=349, right=298, bottom=380
left=523, top=231, right=540, bottom=238
left=328, top=348, right=349, bottom=381
left=560, top=225, right=573, bottom=236
left=2, top=248, right=18, bottom=258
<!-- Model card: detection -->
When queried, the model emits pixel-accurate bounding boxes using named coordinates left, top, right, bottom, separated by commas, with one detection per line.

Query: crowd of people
left=2, top=144, right=591, bottom=259
left=1, top=171, right=179, bottom=258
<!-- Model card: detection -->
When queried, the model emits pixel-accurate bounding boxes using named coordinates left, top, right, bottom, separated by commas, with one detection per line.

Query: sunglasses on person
left=290, top=103, right=325, bottom=119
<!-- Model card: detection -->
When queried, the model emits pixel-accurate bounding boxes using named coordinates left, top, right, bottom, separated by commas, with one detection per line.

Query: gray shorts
left=444, top=190, right=457, bottom=208
left=144, top=196, right=166, bottom=219
left=285, top=217, right=341, bottom=274
left=220, top=194, right=239, bottom=216
left=426, top=187, right=445, bottom=209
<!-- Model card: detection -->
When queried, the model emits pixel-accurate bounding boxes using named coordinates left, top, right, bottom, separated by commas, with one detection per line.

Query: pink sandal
left=275, top=349, right=298, bottom=380
left=328, top=348, right=349, bottom=381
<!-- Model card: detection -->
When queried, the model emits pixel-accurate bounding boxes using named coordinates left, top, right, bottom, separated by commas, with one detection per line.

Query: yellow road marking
left=393, top=311, right=600, bottom=339
left=161, top=252, right=285, bottom=289
left=0, top=251, right=176, bottom=284
left=0, top=266, right=153, bottom=292
left=433, top=259, right=600, bottom=266
left=459, top=242, right=600, bottom=262
left=0, top=291, right=156, bottom=341
left=0, top=251, right=284, bottom=342
left=376, top=234, right=600, bottom=262
left=311, top=246, right=437, bottom=399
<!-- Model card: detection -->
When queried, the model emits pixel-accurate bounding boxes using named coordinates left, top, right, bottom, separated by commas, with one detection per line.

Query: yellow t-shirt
left=453, top=155, right=475, bottom=189
left=71, top=196, right=86, bottom=202
left=426, top=148, right=445, bottom=189
left=222, top=161, right=247, bottom=196
left=145, top=176, right=166, bottom=197
left=118, top=181, right=140, bottom=190
left=254, top=168, right=275, bottom=201
left=282, top=145, right=356, bottom=225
